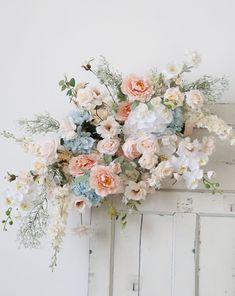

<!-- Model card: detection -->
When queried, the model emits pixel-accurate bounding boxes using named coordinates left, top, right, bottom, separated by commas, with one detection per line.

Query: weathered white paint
left=88, top=104, right=235, bottom=296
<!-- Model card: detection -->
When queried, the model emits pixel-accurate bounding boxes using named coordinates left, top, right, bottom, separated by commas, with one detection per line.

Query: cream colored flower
left=164, top=62, right=182, bottom=78
left=124, top=181, right=149, bottom=201
left=150, top=161, right=173, bottom=181
left=186, top=90, right=204, bottom=109
left=39, top=139, right=58, bottom=165
left=96, top=116, right=120, bottom=138
left=164, top=87, right=184, bottom=109
left=138, top=153, right=158, bottom=170
left=136, top=134, right=159, bottom=154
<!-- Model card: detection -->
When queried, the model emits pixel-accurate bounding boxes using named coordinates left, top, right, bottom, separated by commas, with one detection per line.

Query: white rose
left=39, top=139, right=58, bottom=164
left=138, top=153, right=158, bottom=170
left=186, top=90, right=204, bottom=109
left=151, top=161, right=173, bottom=180
left=60, top=116, right=76, bottom=140
left=97, top=138, right=120, bottom=155
left=164, top=87, right=184, bottom=109
left=124, top=181, right=149, bottom=202
left=75, top=87, right=103, bottom=110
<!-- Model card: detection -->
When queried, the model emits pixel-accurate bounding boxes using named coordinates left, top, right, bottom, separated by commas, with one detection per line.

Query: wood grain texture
left=88, top=103, right=235, bottom=296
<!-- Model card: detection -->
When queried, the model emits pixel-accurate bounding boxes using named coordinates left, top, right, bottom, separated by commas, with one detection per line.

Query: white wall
left=0, top=0, right=235, bottom=295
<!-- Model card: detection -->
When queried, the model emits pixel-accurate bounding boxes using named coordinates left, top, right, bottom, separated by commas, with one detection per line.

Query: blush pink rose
left=69, top=154, right=99, bottom=176
left=121, top=74, right=153, bottom=102
left=109, top=161, right=122, bottom=174
left=136, top=134, right=159, bottom=154
left=116, top=101, right=132, bottom=121
left=89, top=165, right=122, bottom=197
left=97, top=138, right=120, bottom=155
left=122, top=137, right=141, bottom=160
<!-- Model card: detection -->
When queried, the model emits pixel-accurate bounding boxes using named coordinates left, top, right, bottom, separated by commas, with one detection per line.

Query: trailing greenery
left=184, top=75, right=229, bottom=103
left=17, top=189, right=49, bottom=248
left=18, top=113, right=60, bottom=135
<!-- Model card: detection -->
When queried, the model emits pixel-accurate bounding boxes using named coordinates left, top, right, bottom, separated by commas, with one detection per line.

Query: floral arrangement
left=1, top=51, right=234, bottom=269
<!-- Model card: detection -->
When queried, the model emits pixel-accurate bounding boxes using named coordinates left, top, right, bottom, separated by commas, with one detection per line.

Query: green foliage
left=18, top=113, right=60, bottom=135
left=59, top=75, right=76, bottom=102
left=131, top=100, right=140, bottom=111
left=103, top=154, right=113, bottom=164
left=203, top=177, right=223, bottom=194
left=2, top=207, right=14, bottom=231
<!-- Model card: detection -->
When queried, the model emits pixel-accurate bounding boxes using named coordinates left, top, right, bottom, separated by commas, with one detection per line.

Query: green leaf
left=146, top=102, right=154, bottom=111
left=9, top=221, right=13, bottom=226
left=69, top=78, right=75, bottom=87
left=103, top=154, right=113, bottom=164
left=114, top=156, right=124, bottom=164
left=74, top=175, right=89, bottom=183
left=61, top=85, right=66, bottom=91
left=66, top=89, right=72, bottom=96
left=121, top=162, right=134, bottom=172
left=131, top=100, right=140, bottom=111
left=59, top=80, right=64, bottom=86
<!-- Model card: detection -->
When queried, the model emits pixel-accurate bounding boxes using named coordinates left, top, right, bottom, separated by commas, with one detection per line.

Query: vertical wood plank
left=199, top=216, right=235, bottom=296
left=171, top=213, right=197, bottom=296
left=140, top=214, right=174, bottom=296
left=88, top=207, right=112, bottom=296
left=112, top=213, right=142, bottom=296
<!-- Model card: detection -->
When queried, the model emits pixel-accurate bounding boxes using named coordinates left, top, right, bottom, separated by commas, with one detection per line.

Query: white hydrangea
left=123, top=102, right=173, bottom=136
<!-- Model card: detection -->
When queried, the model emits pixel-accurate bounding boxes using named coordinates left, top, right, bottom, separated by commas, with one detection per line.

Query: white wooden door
left=87, top=104, right=235, bottom=296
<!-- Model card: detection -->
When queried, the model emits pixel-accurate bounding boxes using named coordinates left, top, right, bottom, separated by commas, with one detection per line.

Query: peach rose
left=121, top=74, right=153, bottom=102
left=69, top=154, right=99, bottom=176
left=122, top=137, right=141, bottom=160
left=97, top=138, right=120, bottom=155
left=116, top=101, right=132, bottom=121
left=89, top=165, right=122, bottom=197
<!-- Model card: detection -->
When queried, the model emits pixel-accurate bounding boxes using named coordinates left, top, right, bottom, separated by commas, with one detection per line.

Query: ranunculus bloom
left=186, top=90, right=204, bottom=109
left=69, top=154, right=99, bottom=176
left=116, top=101, right=132, bottom=121
left=121, top=74, right=153, bottom=102
left=122, top=137, right=141, bottom=160
left=97, top=138, right=120, bottom=155
left=89, top=165, right=122, bottom=197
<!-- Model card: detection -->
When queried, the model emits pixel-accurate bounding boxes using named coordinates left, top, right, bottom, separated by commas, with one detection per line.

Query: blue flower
left=168, top=107, right=184, bottom=133
left=63, top=132, right=95, bottom=154
left=70, top=109, right=91, bottom=125
left=71, top=180, right=102, bottom=205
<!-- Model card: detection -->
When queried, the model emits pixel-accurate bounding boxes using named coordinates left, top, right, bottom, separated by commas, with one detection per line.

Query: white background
left=0, top=0, right=235, bottom=295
